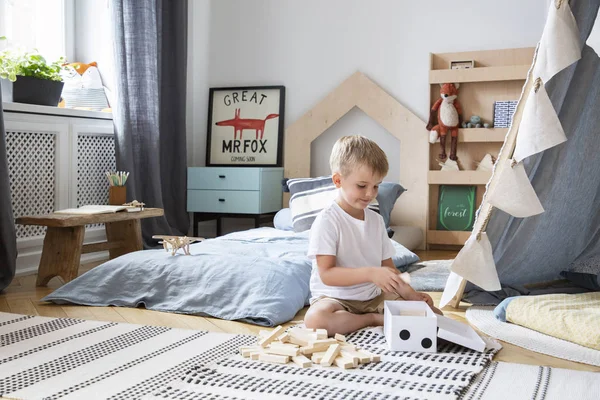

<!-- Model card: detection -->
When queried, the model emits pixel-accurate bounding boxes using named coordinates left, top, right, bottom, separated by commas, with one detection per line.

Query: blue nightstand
left=187, top=167, right=284, bottom=236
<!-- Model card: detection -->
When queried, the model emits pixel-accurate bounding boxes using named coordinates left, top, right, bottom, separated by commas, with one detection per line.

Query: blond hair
left=329, top=135, right=389, bottom=177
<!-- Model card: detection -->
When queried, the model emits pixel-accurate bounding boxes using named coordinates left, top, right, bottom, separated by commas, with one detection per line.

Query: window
left=0, top=0, right=73, bottom=62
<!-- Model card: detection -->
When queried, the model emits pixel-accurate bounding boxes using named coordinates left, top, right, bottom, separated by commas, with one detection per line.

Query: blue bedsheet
left=42, top=228, right=419, bottom=326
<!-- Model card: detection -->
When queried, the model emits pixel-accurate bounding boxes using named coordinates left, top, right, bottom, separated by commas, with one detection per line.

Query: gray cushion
left=287, top=176, right=405, bottom=232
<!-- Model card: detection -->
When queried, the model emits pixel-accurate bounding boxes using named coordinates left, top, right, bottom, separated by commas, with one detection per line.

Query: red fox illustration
left=426, top=83, right=462, bottom=161
left=215, top=109, right=279, bottom=140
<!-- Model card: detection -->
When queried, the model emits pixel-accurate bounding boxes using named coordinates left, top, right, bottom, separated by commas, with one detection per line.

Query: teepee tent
left=442, top=0, right=600, bottom=307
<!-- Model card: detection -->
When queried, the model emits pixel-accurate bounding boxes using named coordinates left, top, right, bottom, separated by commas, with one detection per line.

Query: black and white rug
left=0, top=311, right=501, bottom=399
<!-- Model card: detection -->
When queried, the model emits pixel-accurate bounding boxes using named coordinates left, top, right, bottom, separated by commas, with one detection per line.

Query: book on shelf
left=54, top=205, right=141, bottom=215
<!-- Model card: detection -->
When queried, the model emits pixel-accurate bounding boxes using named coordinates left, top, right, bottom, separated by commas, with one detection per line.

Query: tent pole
left=449, top=47, right=539, bottom=308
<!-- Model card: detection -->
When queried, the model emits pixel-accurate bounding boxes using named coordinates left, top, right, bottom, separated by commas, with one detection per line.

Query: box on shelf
left=384, top=301, right=486, bottom=353
left=493, top=100, right=518, bottom=128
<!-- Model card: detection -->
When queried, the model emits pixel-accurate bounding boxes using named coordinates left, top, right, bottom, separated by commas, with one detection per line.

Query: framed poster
left=206, top=85, right=285, bottom=167
left=437, top=185, right=476, bottom=231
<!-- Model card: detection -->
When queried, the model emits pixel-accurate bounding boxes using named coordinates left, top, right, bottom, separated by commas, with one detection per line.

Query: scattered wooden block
left=334, top=356, right=355, bottom=369
left=277, top=332, right=291, bottom=343
left=240, top=346, right=262, bottom=357
left=250, top=351, right=264, bottom=360
left=292, top=354, right=312, bottom=368
left=321, top=344, right=341, bottom=367
left=316, top=329, right=328, bottom=339
left=265, top=346, right=301, bottom=357
left=340, top=350, right=360, bottom=367
left=258, top=353, right=290, bottom=364
left=311, top=351, right=326, bottom=364
left=334, top=333, right=346, bottom=342
left=269, top=342, right=299, bottom=349
left=258, top=325, right=285, bottom=348
left=354, top=350, right=374, bottom=364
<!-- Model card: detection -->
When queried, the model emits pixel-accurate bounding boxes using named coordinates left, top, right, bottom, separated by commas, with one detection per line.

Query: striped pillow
left=288, top=176, right=381, bottom=232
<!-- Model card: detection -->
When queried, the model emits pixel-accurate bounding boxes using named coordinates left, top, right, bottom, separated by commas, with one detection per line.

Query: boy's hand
left=371, top=267, right=407, bottom=294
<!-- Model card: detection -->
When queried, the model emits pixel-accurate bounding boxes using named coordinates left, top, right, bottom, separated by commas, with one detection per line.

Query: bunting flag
left=440, top=271, right=467, bottom=308
left=533, top=0, right=581, bottom=83
left=513, top=81, right=567, bottom=163
left=487, top=160, right=545, bottom=218
left=587, top=9, right=600, bottom=54
left=450, top=233, right=501, bottom=291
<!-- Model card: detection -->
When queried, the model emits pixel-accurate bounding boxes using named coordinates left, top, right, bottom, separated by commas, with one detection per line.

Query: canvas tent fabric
left=466, top=0, right=600, bottom=304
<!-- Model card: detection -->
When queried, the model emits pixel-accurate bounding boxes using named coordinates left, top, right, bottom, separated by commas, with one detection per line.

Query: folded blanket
left=494, top=292, right=600, bottom=350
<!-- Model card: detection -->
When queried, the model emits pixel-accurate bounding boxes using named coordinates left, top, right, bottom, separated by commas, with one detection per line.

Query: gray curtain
left=466, top=0, right=600, bottom=301
left=111, top=0, right=189, bottom=246
left=0, top=91, right=17, bottom=291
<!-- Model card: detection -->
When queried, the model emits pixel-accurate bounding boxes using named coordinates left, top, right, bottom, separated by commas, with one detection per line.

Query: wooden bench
left=16, top=208, right=164, bottom=286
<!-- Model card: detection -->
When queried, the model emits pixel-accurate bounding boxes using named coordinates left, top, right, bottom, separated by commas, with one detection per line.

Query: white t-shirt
left=307, top=201, right=396, bottom=302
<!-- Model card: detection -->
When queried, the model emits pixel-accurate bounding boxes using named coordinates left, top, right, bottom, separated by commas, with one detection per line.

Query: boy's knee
left=304, top=312, right=329, bottom=331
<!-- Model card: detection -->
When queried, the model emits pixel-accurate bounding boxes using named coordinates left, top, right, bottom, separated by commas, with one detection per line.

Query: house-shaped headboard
left=284, top=71, right=429, bottom=249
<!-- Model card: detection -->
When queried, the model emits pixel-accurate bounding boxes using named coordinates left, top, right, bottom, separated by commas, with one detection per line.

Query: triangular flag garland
left=487, top=160, right=545, bottom=218
left=450, top=232, right=501, bottom=292
left=440, top=271, right=466, bottom=309
left=440, top=1, right=584, bottom=307
left=533, top=0, right=581, bottom=83
left=586, top=8, right=600, bottom=54
left=513, top=79, right=568, bottom=163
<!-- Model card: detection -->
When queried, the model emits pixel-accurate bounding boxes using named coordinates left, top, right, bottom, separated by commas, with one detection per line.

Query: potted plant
left=0, top=38, right=66, bottom=107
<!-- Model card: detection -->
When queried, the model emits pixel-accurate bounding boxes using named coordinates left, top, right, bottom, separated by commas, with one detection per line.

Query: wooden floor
left=1, top=249, right=598, bottom=373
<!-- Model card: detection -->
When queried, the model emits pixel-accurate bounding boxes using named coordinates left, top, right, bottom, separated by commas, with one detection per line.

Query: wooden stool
left=16, top=208, right=164, bottom=286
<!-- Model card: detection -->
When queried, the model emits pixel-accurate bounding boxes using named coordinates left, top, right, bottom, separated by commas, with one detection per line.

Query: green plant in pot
left=0, top=39, right=66, bottom=107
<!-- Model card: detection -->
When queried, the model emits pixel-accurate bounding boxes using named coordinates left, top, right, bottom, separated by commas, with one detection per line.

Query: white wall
left=190, top=0, right=548, bottom=174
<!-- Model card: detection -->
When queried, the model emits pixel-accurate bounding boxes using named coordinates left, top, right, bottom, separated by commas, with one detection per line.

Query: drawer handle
left=218, top=175, right=226, bottom=178
left=218, top=198, right=226, bottom=202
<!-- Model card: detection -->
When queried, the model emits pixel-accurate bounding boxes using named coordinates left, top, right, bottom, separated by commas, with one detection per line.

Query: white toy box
left=384, top=301, right=486, bottom=353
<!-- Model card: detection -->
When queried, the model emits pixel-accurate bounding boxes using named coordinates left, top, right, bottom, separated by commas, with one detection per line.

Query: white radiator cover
left=3, top=108, right=115, bottom=276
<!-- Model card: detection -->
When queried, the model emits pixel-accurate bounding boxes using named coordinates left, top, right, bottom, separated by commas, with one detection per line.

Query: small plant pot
left=3, top=76, right=64, bottom=106
left=109, top=186, right=127, bottom=206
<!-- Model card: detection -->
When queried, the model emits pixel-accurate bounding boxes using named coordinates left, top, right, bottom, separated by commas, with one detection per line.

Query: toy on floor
left=152, top=235, right=204, bottom=256
left=426, top=83, right=462, bottom=161
left=239, top=326, right=380, bottom=369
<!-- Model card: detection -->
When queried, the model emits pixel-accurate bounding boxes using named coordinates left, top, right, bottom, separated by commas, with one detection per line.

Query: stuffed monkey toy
left=426, top=83, right=462, bottom=161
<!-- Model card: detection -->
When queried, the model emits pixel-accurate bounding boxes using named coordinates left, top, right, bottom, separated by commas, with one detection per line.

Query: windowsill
left=2, top=102, right=113, bottom=120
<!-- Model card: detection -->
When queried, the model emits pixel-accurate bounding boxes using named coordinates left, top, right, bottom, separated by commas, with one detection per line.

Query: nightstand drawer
left=188, top=190, right=261, bottom=214
left=188, top=167, right=261, bottom=191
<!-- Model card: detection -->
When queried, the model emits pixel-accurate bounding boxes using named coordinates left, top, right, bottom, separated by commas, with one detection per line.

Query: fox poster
left=206, top=86, right=285, bottom=167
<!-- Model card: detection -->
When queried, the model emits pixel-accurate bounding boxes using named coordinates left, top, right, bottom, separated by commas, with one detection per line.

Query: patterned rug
left=460, top=361, right=600, bottom=400
left=0, top=311, right=500, bottom=400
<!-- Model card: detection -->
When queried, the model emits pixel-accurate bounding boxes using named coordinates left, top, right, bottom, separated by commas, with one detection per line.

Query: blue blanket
left=42, top=228, right=419, bottom=326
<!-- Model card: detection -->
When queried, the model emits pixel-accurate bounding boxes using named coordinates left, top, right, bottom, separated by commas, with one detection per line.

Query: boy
left=305, top=135, right=442, bottom=336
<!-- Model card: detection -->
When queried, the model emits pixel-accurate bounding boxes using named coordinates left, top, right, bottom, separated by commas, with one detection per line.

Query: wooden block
left=258, top=353, right=290, bottom=364
left=321, top=344, right=341, bottom=367
left=291, top=354, right=312, bottom=368
left=311, top=351, right=326, bottom=364
left=258, top=326, right=285, bottom=348
left=340, top=350, right=360, bottom=367
left=269, top=342, right=299, bottom=349
left=340, top=343, right=357, bottom=350
left=277, top=332, right=291, bottom=343
left=266, top=346, right=300, bottom=357
left=354, top=351, right=373, bottom=364
left=316, top=329, right=328, bottom=339
left=334, top=356, right=355, bottom=369
left=334, top=333, right=346, bottom=342
left=241, top=347, right=261, bottom=357
left=305, top=339, right=338, bottom=353
left=250, top=351, right=263, bottom=360
left=370, top=354, right=381, bottom=362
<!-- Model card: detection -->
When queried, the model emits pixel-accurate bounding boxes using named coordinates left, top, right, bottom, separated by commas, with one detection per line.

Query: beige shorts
left=311, top=292, right=403, bottom=315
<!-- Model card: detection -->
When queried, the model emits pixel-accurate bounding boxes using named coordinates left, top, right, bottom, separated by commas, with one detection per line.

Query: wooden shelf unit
left=426, top=47, right=534, bottom=248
